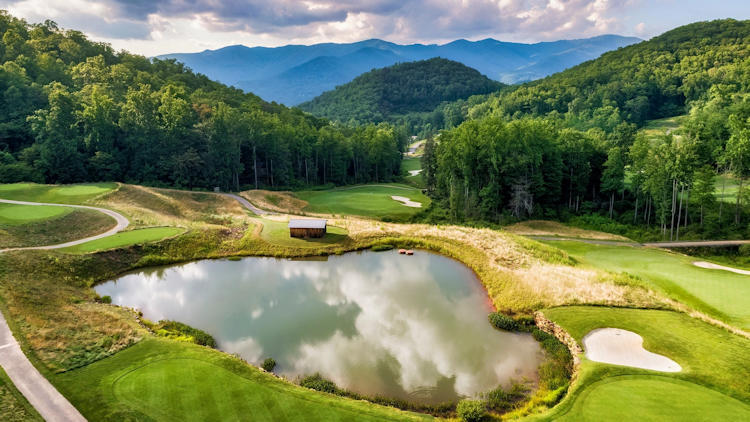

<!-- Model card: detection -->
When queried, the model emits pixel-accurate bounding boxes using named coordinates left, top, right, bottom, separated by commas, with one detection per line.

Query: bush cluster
left=456, top=399, right=487, bottom=422
left=488, top=312, right=518, bottom=331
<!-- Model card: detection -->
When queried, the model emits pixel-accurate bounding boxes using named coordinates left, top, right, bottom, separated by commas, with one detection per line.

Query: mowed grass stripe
left=61, top=227, right=184, bottom=253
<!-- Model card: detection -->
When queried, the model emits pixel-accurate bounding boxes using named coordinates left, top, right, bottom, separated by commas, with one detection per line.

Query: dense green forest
left=0, top=11, right=404, bottom=190
left=299, top=58, right=503, bottom=125
left=422, top=19, right=750, bottom=241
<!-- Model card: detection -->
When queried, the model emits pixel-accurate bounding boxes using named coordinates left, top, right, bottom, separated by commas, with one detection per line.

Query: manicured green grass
left=61, top=227, right=185, bottom=253
left=0, top=367, right=42, bottom=421
left=295, top=184, right=430, bottom=220
left=546, top=240, right=750, bottom=329
left=54, top=338, right=430, bottom=421
left=401, top=158, right=424, bottom=188
left=0, top=183, right=116, bottom=204
left=556, top=376, right=750, bottom=421
left=641, top=115, right=686, bottom=134
left=256, top=217, right=349, bottom=248
left=530, top=306, right=750, bottom=421
left=0, top=203, right=71, bottom=225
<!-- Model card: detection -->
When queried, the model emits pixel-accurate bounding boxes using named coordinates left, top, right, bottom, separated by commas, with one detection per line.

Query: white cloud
left=0, top=0, right=636, bottom=55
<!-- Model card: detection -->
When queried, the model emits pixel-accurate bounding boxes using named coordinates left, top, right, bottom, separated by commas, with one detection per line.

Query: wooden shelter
left=288, top=219, right=327, bottom=238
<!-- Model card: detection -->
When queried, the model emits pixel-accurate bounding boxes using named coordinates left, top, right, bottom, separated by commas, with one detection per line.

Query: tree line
left=0, top=12, right=405, bottom=190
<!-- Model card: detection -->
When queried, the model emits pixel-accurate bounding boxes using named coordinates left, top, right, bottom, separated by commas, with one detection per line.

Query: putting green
left=62, top=227, right=184, bottom=253
left=0, top=203, right=71, bottom=225
left=559, top=376, right=750, bottom=421
left=112, top=358, right=415, bottom=422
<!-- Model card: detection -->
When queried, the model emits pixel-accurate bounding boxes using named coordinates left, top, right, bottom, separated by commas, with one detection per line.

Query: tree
left=723, top=114, right=750, bottom=224
left=601, top=147, right=625, bottom=219
left=691, top=166, right=716, bottom=227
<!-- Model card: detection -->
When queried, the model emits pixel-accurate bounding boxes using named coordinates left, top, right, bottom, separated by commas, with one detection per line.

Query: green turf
left=295, top=184, right=430, bottom=220
left=54, top=338, right=429, bottom=421
left=546, top=241, right=750, bottom=329
left=257, top=217, right=349, bottom=248
left=0, top=203, right=71, bottom=225
left=0, top=183, right=116, bottom=204
left=557, top=376, right=750, bottom=421
left=61, top=227, right=185, bottom=253
left=0, top=367, right=43, bottom=421
left=530, top=306, right=750, bottom=421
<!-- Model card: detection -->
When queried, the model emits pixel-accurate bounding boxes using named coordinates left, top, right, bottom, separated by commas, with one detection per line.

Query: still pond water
left=96, top=250, right=542, bottom=404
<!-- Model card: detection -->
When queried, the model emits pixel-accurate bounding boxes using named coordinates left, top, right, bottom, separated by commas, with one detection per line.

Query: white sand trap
left=391, top=196, right=422, bottom=208
left=582, top=328, right=681, bottom=372
left=408, top=169, right=423, bottom=176
left=693, top=261, right=750, bottom=275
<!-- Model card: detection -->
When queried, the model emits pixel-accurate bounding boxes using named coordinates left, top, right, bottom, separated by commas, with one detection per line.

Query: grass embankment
left=505, top=220, right=631, bottom=242
left=61, top=227, right=185, bottom=254
left=534, top=306, right=750, bottom=421
left=547, top=240, right=750, bottom=330
left=0, top=367, right=43, bottom=421
left=294, top=184, right=430, bottom=220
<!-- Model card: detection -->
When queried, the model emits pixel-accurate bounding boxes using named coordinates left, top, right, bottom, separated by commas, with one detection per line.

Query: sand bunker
left=391, top=196, right=422, bottom=208
left=693, top=261, right=750, bottom=275
left=582, top=328, right=681, bottom=372
left=408, top=169, right=423, bottom=176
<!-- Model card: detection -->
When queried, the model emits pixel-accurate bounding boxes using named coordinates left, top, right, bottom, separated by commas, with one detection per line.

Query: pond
left=96, top=250, right=543, bottom=404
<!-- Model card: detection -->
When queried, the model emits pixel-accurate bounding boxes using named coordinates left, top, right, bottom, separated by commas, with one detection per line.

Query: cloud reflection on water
left=96, top=251, right=542, bottom=403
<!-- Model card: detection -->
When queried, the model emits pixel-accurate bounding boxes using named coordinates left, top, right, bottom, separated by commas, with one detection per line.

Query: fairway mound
left=693, top=261, right=750, bottom=275
left=391, top=196, right=422, bottom=208
left=582, top=328, right=681, bottom=372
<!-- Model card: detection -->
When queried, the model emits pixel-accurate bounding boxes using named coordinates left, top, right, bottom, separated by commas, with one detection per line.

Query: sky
left=1, top=0, right=749, bottom=56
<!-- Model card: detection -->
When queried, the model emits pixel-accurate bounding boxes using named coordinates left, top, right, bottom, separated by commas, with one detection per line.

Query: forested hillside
left=299, top=58, right=503, bottom=124
left=423, top=19, right=750, bottom=241
left=0, top=11, right=404, bottom=190
left=160, top=35, right=639, bottom=105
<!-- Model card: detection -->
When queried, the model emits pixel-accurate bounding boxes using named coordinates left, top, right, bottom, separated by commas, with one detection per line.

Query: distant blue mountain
left=158, top=35, right=641, bottom=105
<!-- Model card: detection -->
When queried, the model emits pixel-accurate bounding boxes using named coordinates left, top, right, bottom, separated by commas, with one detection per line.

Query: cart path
left=0, top=311, right=87, bottom=421
left=221, top=193, right=269, bottom=215
left=0, top=198, right=129, bottom=253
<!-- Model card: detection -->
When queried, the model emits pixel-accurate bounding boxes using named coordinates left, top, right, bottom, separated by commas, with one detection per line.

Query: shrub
left=299, top=373, right=339, bottom=394
left=156, top=320, right=216, bottom=348
left=456, top=399, right=487, bottom=422
left=483, top=381, right=530, bottom=411
left=262, top=357, right=276, bottom=372
left=371, top=244, right=394, bottom=251
left=100, top=295, right=112, bottom=304
left=488, top=312, right=518, bottom=331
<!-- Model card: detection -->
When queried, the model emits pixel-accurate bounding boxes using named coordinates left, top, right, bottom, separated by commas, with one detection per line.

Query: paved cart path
left=0, top=198, right=129, bottom=253
left=0, top=311, right=87, bottom=421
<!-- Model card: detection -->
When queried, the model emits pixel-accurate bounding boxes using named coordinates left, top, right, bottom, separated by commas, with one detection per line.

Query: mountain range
left=158, top=35, right=641, bottom=105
